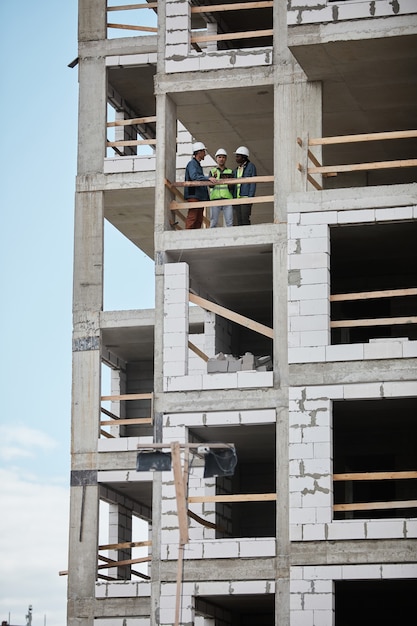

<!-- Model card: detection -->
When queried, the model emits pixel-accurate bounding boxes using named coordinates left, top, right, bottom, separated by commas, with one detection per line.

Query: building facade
left=68, top=1, right=417, bottom=624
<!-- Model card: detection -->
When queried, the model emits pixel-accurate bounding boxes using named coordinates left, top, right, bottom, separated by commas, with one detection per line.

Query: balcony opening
left=190, top=0, right=273, bottom=52
left=333, top=398, right=417, bottom=520
left=195, top=594, right=275, bottom=626
left=189, top=423, right=276, bottom=539
left=335, top=580, right=417, bottom=626
left=98, top=488, right=152, bottom=582
left=330, top=221, right=417, bottom=344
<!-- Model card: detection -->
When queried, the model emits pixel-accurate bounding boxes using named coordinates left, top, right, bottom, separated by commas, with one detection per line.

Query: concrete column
left=78, top=0, right=106, bottom=42
left=77, top=56, right=107, bottom=175
left=274, top=78, right=322, bottom=220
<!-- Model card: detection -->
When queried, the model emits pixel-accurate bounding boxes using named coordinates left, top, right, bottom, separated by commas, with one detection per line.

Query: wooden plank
left=107, top=116, right=156, bottom=127
left=188, top=340, right=209, bottom=362
left=190, top=292, right=273, bottom=339
left=330, top=316, right=417, bottom=328
left=100, top=429, right=115, bottom=439
left=330, top=287, right=417, bottom=302
left=100, top=418, right=153, bottom=426
left=187, top=509, right=218, bottom=530
left=107, top=3, right=158, bottom=11
left=171, top=195, right=274, bottom=211
left=171, top=442, right=189, bottom=545
left=308, top=158, right=417, bottom=175
left=334, top=471, right=417, bottom=481
left=334, top=500, right=417, bottom=512
left=100, top=540, right=152, bottom=550
left=174, top=544, right=185, bottom=626
left=101, top=393, right=153, bottom=401
left=189, top=493, right=276, bottom=503
left=97, top=556, right=151, bottom=570
left=191, top=2, right=273, bottom=13
left=307, top=148, right=322, bottom=168
left=309, top=129, right=417, bottom=146
left=165, top=178, right=185, bottom=201
left=307, top=173, right=322, bottom=191
left=192, top=28, right=273, bottom=44
left=173, top=175, right=273, bottom=187
left=107, top=138, right=157, bottom=147
left=107, top=23, right=157, bottom=32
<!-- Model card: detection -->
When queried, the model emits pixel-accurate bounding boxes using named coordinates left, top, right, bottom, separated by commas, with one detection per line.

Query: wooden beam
left=334, top=500, right=417, bottom=512
left=171, top=442, right=189, bottom=545
left=107, top=23, right=157, bottom=33
left=101, top=393, right=153, bottom=401
left=192, top=29, right=273, bottom=44
left=191, top=2, right=273, bottom=13
left=330, top=316, right=417, bottom=328
left=107, top=115, right=156, bottom=127
left=171, top=195, right=274, bottom=211
left=107, top=3, right=158, bottom=11
left=97, top=555, right=151, bottom=569
left=189, top=493, right=276, bottom=503
left=307, top=173, right=322, bottom=191
left=309, top=129, right=417, bottom=146
left=106, top=138, right=157, bottom=147
left=330, top=287, right=417, bottom=302
left=188, top=340, right=209, bottom=362
left=100, top=418, right=153, bottom=426
left=189, top=292, right=273, bottom=339
left=333, top=471, right=417, bottom=481
left=99, top=540, right=152, bottom=550
left=173, top=175, right=273, bottom=187
left=308, top=158, right=417, bottom=175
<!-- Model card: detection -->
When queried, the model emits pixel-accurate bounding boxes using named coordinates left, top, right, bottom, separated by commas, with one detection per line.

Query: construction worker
left=233, top=146, right=257, bottom=226
left=184, top=142, right=217, bottom=229
left=209, top=148, right=234, bottom=227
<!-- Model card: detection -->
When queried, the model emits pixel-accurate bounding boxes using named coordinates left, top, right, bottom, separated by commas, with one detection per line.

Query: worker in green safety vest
left=209, top=148, right=235, bottom=227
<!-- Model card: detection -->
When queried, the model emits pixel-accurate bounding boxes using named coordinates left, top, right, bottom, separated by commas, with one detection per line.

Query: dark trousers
left=234, top=202, right=252, bottom=226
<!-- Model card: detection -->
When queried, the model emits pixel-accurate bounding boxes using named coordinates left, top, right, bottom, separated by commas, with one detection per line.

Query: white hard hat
left=215, top=148, right=227, bottom=157
left=234, top=145, right=249, bottom=157
left=192, top=141, right=206, bottom=153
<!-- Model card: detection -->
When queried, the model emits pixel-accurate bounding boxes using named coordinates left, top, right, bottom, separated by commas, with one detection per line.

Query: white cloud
left=0, top=425, right=57, bottom=461
left=0, top=467, right=69, bottom=625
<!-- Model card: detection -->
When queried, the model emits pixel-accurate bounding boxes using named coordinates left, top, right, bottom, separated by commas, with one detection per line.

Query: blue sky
left=0, top=2, right=155, bottom=624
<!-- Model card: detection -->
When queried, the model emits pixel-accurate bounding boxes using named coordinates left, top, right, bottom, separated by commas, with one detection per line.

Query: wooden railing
left=297, top=129, right=417, bottom=190
left=100, top=392, right=154, bottom=438
left=107, top=2, right=158, bottom=35
left=98, top=539, right=152, bottom=581
left=333, top=470, right=417, bottom=513
left=166, top=175, right=274, bottom=229
left=330, top=287, right=417, bottom=330
left=190, top=1, right=273, bottom=50
left=106, top=115, right=157, bottom=154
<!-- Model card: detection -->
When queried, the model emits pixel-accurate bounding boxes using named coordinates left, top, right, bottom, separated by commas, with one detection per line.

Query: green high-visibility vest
left=209, top=167, right=234, bottom=201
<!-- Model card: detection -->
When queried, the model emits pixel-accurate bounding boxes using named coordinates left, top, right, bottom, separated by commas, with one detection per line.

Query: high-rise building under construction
left=68, top=2, right=417, bottom=624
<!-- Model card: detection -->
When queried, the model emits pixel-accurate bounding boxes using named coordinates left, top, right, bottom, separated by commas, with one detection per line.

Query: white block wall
left=159, top=580, right=275, bottom=626
left=287, top=0, right=417, bottom=26
left=164, top=0, right=272, bottom=74
left=290, top=563, right=417, bottom=626
left=289, top=382, right=417, bottom=542
left=288, top=206, right=417, bottom=364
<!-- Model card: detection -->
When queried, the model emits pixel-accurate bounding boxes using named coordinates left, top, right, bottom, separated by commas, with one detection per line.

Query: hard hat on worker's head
left=234, top=146, right=250, bottom=158
left=215, top=148, right=227, bottom=157
left=192, top=141, right=207, bottom=153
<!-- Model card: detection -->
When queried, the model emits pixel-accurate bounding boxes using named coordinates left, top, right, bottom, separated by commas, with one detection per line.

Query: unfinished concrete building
left=68, top=1, right=417, bottom=624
